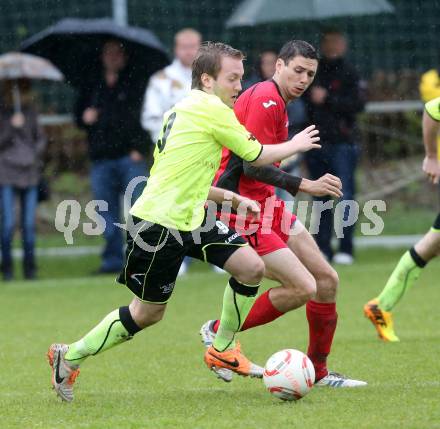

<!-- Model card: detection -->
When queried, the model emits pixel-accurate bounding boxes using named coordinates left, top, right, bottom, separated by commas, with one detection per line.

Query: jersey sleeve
left=211, top=103, right=263, bottom=162
left=237, top=95, right=284, bottom=145
left=425, top=97, right=440, bottom=121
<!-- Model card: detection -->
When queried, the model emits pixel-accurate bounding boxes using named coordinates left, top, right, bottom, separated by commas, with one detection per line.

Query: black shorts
left=117, top=214, right=247, bottom=304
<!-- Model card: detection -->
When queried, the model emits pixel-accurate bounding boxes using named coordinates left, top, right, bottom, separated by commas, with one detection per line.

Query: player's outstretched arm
left=422, top=109, right=440, bottom=184
left=208, top=187, right=261, bottom=221
left=243, top=162, right=302, bottom=195
left=251, top=125, right=321, bottom=167
left=243, top=162, right=342, bottom=198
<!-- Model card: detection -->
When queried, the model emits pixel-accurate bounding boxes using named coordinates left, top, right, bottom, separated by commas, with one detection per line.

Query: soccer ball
left=263, top=349, right=315, bottom=401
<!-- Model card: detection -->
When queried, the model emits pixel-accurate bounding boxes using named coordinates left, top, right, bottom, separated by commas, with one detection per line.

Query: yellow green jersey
left=425, top=97, right=440, bottom=121
left=130, top=89, right=263, bottom=231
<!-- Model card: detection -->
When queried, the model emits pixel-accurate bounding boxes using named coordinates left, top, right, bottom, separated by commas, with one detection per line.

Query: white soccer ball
left=263, top=349, right=315, bottom=401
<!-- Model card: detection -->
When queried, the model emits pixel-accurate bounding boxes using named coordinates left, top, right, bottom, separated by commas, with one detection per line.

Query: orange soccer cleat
left=204, top=341, right=263, bottom=378
left=47, top=343, right=80, bottom=402
left=364, top=299, right=400, bottom=342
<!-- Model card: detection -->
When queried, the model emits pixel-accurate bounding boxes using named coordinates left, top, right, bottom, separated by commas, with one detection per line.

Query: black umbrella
left=21, top=18, right=170, bottom=89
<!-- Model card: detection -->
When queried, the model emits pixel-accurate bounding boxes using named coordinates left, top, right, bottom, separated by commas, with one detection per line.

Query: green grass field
left=1, top=249, right=439, bottom=429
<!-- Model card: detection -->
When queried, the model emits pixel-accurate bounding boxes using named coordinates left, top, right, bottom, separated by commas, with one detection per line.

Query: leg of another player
left=383, top=230, right=440, bottom=312
left=365, top=219, right=440, bottom=342
left=286, top=221, right=339, bottom=382
left=288, top=221, right=366, bottom=387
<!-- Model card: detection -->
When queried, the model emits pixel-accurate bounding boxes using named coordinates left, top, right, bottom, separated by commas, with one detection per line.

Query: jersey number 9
left=157, top=112, right=177, bottom=153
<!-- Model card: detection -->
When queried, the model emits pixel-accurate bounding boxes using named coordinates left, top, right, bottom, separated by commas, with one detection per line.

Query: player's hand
left=290, top=125, right=321, bottom=153
left=82, top=107, right=99, bottom=125
left=11, top=112, right=25, bottom=128
left=235, top=197, right=261, bottom=222
left=300, top=174, right=343, bottom=198
left=422, top=156, right=440, bottom=184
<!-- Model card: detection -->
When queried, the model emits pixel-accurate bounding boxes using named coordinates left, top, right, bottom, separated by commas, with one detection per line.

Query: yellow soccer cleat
left=364, top=299, right=400, bottom=342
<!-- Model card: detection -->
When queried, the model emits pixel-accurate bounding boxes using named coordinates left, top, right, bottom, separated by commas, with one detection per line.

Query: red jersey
left=214, top=80, right=288, bottom=203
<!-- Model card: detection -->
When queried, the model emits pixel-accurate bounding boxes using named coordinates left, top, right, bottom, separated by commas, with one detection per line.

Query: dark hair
left=278, top=40, right=318, bottom=65
left=191, top=41, right=244, bottom=89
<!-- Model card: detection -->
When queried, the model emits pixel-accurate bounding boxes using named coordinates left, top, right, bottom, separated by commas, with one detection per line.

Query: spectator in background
left=141, top=28, right=201, bottom=276
left=0, top=79, right=46, bottom=280
left=419, top=67, right=440, bottom=102
left=242, top=50, right=277, bottom=91
left=75, top=40, right=148, bottom=274
left=141, top=28, right=201, bottom=142
left=304, top=29, right=365, bottom=265
left=419, top=67, right=440, bottom=196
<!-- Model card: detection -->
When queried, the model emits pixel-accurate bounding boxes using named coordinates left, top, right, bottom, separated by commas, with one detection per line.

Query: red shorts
left=219, top=198, right=296, bottom=256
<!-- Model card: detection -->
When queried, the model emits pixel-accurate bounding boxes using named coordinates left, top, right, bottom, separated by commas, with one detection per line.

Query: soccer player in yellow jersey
left=364, top=96, right=440, bottom=341
left=46, top=42, right=321, bottom=402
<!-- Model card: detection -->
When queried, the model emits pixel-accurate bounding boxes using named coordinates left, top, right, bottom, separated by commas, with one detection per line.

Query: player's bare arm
left=251, top=125, right=320, bottom=167
left=208, top=186, right=261, bottom=222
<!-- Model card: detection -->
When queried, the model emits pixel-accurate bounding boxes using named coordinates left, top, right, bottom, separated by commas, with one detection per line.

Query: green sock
left=213, top=279, right=258, bottom=352
left=377, top=250, right=423, bottom=311
left=65, top=308, right=135, bottom=365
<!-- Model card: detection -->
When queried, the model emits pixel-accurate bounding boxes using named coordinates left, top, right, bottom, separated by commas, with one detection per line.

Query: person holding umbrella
left=0, top=78, right=46, bottom=281
left=74, top=39, right=149, bottom=274
left=21, top=18, right=170, bottom=274
left=0, top=52, right=63, bottom=281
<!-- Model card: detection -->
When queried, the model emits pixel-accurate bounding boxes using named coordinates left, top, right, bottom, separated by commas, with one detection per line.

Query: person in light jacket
left=141, top=28, right=202, bottom=142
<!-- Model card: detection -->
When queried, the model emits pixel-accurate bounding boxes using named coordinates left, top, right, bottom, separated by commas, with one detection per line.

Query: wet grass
left=1, top=248, right=439, bottom=428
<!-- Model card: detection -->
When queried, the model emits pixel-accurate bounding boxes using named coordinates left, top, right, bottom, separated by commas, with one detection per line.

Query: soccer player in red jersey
left=202, top=40, right=366, bottom=387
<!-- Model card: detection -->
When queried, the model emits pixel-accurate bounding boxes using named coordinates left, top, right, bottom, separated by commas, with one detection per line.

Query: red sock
left=212, top=289, right=284, bottom=333
left=306, top=300, right=337, bottom=381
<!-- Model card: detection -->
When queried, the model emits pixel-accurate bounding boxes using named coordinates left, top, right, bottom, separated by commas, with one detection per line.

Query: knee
left=235, top=257, right=265, bottom=285
left=288, top=275, right=317, bottom=304
left=282, top=275, right=316, bottom=309
left=130, top=303, right=165, bottom=329
left=316, top=266, right=339, bottom=299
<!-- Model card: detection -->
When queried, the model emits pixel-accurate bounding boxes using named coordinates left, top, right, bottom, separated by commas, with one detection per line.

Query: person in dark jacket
left=304, top=29, right=365, bottom=265
left=75, top=40, right=148, bottom=274
left=0, top=79, right=46, bottom=280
